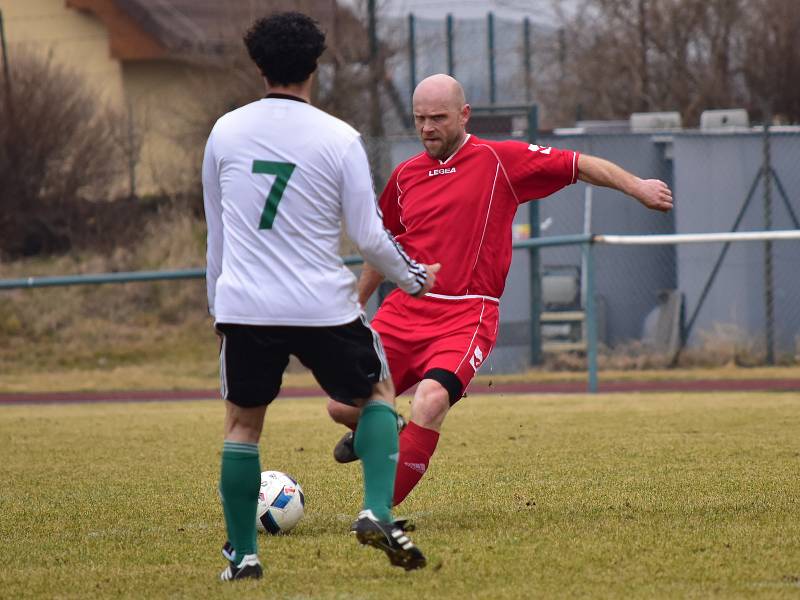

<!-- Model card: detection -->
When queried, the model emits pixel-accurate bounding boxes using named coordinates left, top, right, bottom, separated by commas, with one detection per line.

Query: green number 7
left=252, top=160, right=296, bottom=230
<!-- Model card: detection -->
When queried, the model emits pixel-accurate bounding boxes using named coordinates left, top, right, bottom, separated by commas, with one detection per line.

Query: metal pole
left=446, top=13, right=454, bottom=76
left=527, top=104, right=542, bottom=365
left=487, top=12, right=496, bottom=105
left=368, top=0, right=377, bottom=60
left=126, top=100, right=137, bottom=199
left=762, top=112, right=775, bottom=364
left=529, top=201, right=542, bottom=366
left=580, top=186, right=593, bottom=309
left=0, top=9, right=13, bottom=114
left=366, top=0, right=386, bottom=184
left=638, top=0, right=649, bottom=111
left=408, top=13, right=416, bottom=102
left=584, top=240, right=598, bottom=393
left=581, top=186, right=597, bottom=391
left=368, top=0, right=379, bottom=113
left=523, top=17, right=531, bottom=103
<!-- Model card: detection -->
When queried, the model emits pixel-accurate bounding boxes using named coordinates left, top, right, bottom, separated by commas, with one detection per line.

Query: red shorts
left=371, top=291, right=500, bottom=398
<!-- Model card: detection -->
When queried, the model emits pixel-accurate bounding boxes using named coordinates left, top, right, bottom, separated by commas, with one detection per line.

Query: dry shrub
left=0, top=50, right=127, bottom=257
left=676, top=323, right=764, bottom=367
left=544, top=341, right=674, bottom=371
left=542, top=321, right=797, bottom=371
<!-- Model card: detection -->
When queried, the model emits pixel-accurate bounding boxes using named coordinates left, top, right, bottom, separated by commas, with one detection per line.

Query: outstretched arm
left=357, top=263, right=385, bottom=307
left=577, top=154, right=673, bottom=212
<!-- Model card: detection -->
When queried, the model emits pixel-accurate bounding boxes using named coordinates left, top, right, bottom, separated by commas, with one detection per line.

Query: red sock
left=393, top=421, right=440, bottom=506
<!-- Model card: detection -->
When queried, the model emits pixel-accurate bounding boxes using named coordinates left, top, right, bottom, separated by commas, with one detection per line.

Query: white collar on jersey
left=438, top=134, right=471, bottom=165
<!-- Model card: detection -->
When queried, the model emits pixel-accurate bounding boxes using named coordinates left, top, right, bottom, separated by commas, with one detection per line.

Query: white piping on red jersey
left=395, top=152, right=427, bottom=230
left=439, top=134, right=472, bottom=165
left=467, top=162, right=500, bottom=287
left=425, top=292, right=500, bottom=303
left=468, top=142, right=521, bottom=204
left=571, top=151, right=578, bottom=183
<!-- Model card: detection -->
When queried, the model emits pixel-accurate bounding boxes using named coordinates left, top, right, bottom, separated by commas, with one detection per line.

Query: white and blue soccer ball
left=256, top=470, right=305, bottom=534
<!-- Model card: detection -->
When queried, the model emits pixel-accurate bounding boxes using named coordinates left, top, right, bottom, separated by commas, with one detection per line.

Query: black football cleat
left=220, top=553, right=262, bottom=581
left=352, top=509, right=426, bottom=571
left=349, top=517, right=416, bottom=534
left=219, top=543, right=263, bottom=581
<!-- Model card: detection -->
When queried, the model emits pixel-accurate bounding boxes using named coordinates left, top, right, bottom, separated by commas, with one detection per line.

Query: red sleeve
left=494, top=140, right=579, bottom=202
left=377, top=165, right=405, bottom=237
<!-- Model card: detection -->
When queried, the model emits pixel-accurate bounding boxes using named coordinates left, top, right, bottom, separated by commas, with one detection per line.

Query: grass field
left=2, top=391, right=799, bottom=598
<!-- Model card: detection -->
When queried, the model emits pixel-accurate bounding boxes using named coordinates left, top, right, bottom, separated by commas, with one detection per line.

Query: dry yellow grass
left=2, top=392, right=799, bottom=598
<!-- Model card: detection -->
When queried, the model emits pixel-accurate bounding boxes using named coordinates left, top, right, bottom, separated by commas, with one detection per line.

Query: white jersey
left=203, top=96, right=426, bottom=326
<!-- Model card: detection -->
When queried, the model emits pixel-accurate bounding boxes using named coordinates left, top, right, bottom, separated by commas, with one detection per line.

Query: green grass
left=2, top=392, right=799, bottom=598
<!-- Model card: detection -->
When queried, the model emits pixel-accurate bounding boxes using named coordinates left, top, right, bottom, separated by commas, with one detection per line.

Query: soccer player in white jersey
left=203, top=13, right=440, bottom=580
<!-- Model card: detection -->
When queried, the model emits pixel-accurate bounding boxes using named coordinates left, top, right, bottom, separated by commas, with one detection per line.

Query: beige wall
left=121, top=60, right=216, bottom=195
left=0, top=0, right=214, bottom=195
left=0, top=0, right=124, bottom=105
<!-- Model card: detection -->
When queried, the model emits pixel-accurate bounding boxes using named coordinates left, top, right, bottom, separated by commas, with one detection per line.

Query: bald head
left=412, top=74, right=466, bottom=111
left=412, top=74, right=470, bottom=160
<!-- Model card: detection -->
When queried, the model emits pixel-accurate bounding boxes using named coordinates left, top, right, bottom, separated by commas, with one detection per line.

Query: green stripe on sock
left=223, top=441, right=259, bottom=455
left=353, top=402, right=398, bottom=523
left=220, top=441, right=261, bottom=560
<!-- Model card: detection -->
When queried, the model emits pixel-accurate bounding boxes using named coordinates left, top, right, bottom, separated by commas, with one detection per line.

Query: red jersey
left=378, top=135, right=579, bottom=298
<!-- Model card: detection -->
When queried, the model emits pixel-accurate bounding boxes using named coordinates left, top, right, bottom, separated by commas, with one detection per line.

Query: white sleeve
left=202, top=128, right=223, bottom=317
left=340, top=138, right=427, bottom=295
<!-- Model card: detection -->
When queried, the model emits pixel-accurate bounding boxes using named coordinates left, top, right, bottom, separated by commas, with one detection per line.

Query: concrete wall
left=537, top=134, right=677, bottom=346
left=673, top=132, right=800, bottom=354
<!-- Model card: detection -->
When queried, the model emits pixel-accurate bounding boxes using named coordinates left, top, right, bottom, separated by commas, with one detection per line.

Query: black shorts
left=216, top=315, right=389, bottom=408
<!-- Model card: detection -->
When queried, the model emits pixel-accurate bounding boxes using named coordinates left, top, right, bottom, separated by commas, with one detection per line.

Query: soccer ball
left=256, top=470, right=305, bottom=534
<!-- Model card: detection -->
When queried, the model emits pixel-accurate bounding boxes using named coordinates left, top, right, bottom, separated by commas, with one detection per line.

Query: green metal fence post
left=584, top=239, right=598, bottom=392
left=408, top=13, right=416, bottom=103
left=527, top=104, right=542, bottom=365
left=487, top=12, right=496, bottom=105
left=523, top=17, right=532, bottom=103
left=762, top=115, right=775, bottom=365
left=446, top=13, right=454, bottom=76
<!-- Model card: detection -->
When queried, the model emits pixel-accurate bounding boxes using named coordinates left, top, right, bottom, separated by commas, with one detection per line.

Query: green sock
left=219, top=440, right=261, bottom=561
left=353, top=401, right=398, bottom=522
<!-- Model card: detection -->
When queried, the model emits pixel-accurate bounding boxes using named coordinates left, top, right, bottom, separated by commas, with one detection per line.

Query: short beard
left=425, top=134, right=461, bottom=161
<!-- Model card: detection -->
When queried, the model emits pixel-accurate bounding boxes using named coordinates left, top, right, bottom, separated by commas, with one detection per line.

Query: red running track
left=1, top=379, right=799, bottom=405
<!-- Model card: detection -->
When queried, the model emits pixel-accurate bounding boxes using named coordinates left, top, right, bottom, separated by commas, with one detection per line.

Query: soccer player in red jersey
left=328, top=74, right=674, bottom=506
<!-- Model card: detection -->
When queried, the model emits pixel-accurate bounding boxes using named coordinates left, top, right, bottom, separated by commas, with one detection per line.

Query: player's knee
left=224, top=402, right=266, bottom=443
left=326, top=398, right=350, bottom=424
left=411, top=380, right=451, bottom=428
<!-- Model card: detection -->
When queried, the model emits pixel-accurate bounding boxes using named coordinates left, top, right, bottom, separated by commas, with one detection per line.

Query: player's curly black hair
left=243, top=12, right=326, bottom=86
